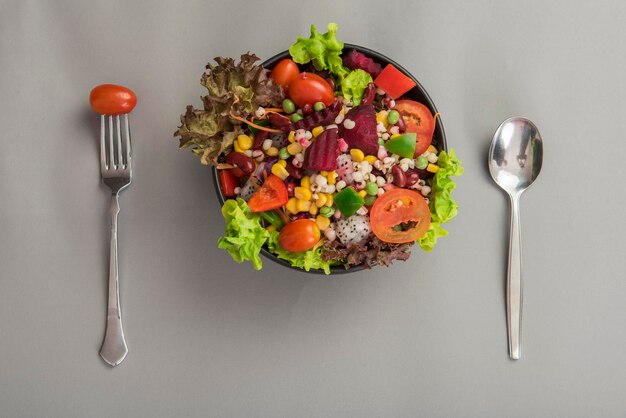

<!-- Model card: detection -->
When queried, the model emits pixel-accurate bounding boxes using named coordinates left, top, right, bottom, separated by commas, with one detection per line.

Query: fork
left=99, top=113, right=132, bottom=366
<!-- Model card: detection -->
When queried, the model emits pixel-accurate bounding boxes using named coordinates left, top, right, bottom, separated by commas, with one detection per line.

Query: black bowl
left=212, top=44, right=447, bottom=275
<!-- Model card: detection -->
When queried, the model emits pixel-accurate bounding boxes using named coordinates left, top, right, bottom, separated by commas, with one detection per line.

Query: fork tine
left=116, top=115, right=123, bottom=168
left=124, top=114, right=132, bottom=169
left=100, top=115, right=107, bottom=171
left=108, top=115, right=115, bottom=169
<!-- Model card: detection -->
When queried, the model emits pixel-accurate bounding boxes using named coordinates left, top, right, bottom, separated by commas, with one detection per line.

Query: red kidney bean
left=361, top=83, right=376, bottom=105
left=286, top=181, right=295, bottom=197
left=404, top=169, right=420, bottom=186
left=302, top=103, right=313, bottom=115
left=268, top=112, right=293, bottom=132
left=225, top=152, right=255, bottom=175
left=396, top=112, right=407, bottom=133
left=382, top=97, right=393, bottom=109
left=391, top=165, right=406, bottom=187
left=252, top=130, right=269, bottom=150
left=285, top=161, right=303, bottom=179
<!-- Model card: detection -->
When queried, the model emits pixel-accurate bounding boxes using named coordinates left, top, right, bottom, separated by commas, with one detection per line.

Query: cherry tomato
left=278, top=219, right=321, bottom=252
left=393, top=100, right=435, bottom=157
left=89, top=84, right=137, bottom=115
left=369, top=188, right=431, bottom=243
left=218, top=169, right=239, bottom=197
left=373, top=64, right=416, bottom=99
left=247, top=174, right=289, bottom=212
left=270, top=59, right=300, bottom=90
left=287, top=72, right=334, bottom=107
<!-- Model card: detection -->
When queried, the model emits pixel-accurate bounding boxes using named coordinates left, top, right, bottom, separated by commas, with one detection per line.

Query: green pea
left=290, top=113, right=303, bottom=122
left=387, top=110, right=400, bottom=125
left=378, top=138, right=385, bottom=145
left=282, top=99, right=296, bottom=114
left=279, top=147, right=290, bottom=160
left=415, top=155, right=429, bottom=169
left=313, top=102, right=325, bottom=112
left=319, top=206, right=334, bottom=217
left=363, top=195, right=377, bottom=206
left=365, top=182, right=379, bottom=195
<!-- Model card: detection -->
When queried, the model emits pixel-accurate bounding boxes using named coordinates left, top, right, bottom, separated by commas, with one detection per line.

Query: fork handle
left=100, top=192, right=128, bottom=366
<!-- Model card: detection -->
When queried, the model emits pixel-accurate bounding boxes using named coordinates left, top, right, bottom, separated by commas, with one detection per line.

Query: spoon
left=488, top=117, right=543, bottom=360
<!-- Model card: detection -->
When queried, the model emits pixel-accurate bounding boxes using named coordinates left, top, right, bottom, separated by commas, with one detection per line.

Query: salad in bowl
left=175, top=23, right=463, bottom=274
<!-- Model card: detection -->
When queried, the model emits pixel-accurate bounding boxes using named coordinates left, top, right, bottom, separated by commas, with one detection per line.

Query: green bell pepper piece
left=333, top=187, right=364, bottom=218
left=384, top=133, right=416, bottom=158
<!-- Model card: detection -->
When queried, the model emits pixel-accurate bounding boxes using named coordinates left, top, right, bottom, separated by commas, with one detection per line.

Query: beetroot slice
left=339, top=105, right=379, bottom=156
left=303, top=128, right=339, bottom=171
left=343, top=50, right=383, bottom=78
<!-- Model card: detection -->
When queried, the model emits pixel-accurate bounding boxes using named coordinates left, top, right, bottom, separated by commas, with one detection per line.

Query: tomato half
left=369, top=188, right=431, bottom=243
left=218, top=169, right=239, bottom=197
left=393, top=100, right=435, bottom=157
left=89, top=84, right=137, bottom=115
left=247, top=174, right=289, bottom=212
left=270, top=59, right=300, bottom=90
left=287, top=72, right=334, bottom=107
left=278, top=219, right=321, bottom=252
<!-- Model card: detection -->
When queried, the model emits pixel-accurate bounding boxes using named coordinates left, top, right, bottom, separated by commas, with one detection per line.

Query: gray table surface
left=2, top=0, right=625, bottom=417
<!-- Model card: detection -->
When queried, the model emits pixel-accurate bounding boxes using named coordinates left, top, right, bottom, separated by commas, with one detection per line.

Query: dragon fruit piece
left=303, top=128, right=339, bottom=171
left=340, top=104, right=379, bottom=156
left=342, top=50, right=383, bottom=78
left=334, top=215, right=371, bottom=245
left=335, top=154, right=354, bottom=184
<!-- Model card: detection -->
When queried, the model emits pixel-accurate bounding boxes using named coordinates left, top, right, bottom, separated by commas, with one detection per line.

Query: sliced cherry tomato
left=270, top=59, right=300, bottom=90
left=394, top=100, right=435, bottom=157
left=373, top=64, right=416, bottom=99
left=369, top=188, right=431, bottom=243
left=278, top=219, right=320, bottom=252
left=218, top=169, right=239, bottom=197
left=89, top=84, right=137, bottom=115
left=287, top=72, right=334, bottom=107
left=247, top=174, right=289, bottom=212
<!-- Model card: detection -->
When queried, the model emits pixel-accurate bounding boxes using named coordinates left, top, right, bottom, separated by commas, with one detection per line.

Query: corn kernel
left=301, top=176, right=311, bottom=190
left=364, top=155, right=377, bottom=165
left=266, top=224, right=276, bottom=233
left=287, top=142, right=302, bottom=155
left=320, top=171, right=328, bottom=177
left=312, top=126, right=324, bottom=138
left=277, top=159, right=287, bottom=167
left=266, top=146, right=279, bottom=156
left=288, top=131, right=296, bottom=143
left=427, top=145, right=438, bottom=154
left=285, top=198, right=298, bottom=214
left=236, top=134, right=252, bottom=151
left=427, top=163, right=440, bottom=173
left=315, top=194, right=327, bottom=207
left=233, top=141, right=243, bottom=153
left=316, top=215, right=331, bottom=231
left=309, top=204, right=318, bottom=216
left=390, top=133, right=401, bottom=139
left=296, top=199, right=311, bottom=212
left=271, top=163, right=290, bottom=180
left=376, top=110, right=389, bottom=127
left=294, top=187, right=312, bottom=201
left=325, top=193, right=333, bottom=207
left=327, top=171, right=337, bottom=185
left=358, top=190, right=368, bottom=198
left=350, top=148, right=365, bottom=162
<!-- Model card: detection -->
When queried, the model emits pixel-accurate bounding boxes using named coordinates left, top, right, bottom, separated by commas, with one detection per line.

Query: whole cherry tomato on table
left=278, top=219, right=321, bottom=252
left=287, top=72, right=334, bottom=107
left=89, top=84, right=137, bottom=115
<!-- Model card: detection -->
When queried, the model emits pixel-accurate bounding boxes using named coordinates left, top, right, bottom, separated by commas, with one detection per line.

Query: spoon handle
left=508, top=194, right=522, bottom=360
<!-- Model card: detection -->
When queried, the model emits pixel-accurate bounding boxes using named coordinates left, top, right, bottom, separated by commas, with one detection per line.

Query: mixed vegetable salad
left=175, top=23, right=463, bottom=274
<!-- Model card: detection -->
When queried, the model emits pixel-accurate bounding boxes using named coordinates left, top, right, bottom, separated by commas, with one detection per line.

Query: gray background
left=1, top=0, right=625, bottom=417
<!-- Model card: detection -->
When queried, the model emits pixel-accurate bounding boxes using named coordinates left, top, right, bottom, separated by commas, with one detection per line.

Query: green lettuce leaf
left=339, top=69, right=373, bottom=106
left=267, top=232, right=332, bottom=275
left=175, top=53, right=284, bottom=166
left=289, top=23, right=345, bottom=76
left=418, top=149, right=464, bottom=251
left=217, top=199, right=271, bottom=270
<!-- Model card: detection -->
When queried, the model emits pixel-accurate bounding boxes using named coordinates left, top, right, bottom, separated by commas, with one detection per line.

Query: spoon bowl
left=488, top=117, right=543, bottom=360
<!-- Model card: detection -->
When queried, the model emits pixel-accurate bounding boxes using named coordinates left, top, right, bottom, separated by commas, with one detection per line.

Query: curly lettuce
left=418, top=149, right=464, bottom=251
left=175, top=53, right=284, bottom=165
left=267, top=232, right=332, bottom=275
left=289, top=23, right=371, bottom=105
left=217, top=199, right=270, bottom=270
